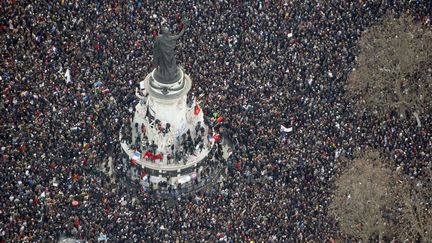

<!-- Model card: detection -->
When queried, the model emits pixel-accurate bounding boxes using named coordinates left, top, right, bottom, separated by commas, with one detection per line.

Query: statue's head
left=160, top=25, right=171, bottom=35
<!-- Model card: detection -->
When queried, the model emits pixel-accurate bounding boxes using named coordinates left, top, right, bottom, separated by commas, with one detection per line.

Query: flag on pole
left=132, top=151, right=141, bottom=165
left=194, top=105, right=201, bottom=116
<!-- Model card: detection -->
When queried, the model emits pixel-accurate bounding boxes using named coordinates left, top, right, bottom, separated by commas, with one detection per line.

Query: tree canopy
left=330, top=150, right=432, bottom=242
left=348, top=14, right=432, bottom=118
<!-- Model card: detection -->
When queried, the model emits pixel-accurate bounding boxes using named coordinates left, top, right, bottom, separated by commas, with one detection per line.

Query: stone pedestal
left=145, top=69, right=191, bottom=137
left=121, top=68, right=220, bottom=192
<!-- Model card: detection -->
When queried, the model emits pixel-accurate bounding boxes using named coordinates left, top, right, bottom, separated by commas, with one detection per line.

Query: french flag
left=132, top=151, right=141, bottom=165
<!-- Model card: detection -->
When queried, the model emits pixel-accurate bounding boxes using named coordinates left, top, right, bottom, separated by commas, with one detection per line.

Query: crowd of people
left=1, top=0, right=431, bottom=241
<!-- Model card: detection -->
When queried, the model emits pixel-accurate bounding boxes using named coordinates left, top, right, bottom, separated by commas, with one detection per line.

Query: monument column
left=144, top=68, right=192, bottom=137
left=120, top=18, right=227, bottom=193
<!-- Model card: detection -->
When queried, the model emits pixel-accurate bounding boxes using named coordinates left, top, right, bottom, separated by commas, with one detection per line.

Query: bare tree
left=329, top=150, right=393, bottom=242
left=392, top=167, right=432, bottom=242
left=348, top=14, right=432, bottom=119
left=331, top=149, right=432, bottom=242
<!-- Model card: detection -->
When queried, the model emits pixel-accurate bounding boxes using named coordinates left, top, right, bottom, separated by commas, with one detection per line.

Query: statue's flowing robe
left=153, top=35, right=178, bottom=83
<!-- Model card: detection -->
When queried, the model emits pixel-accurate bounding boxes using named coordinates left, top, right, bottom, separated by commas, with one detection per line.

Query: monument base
left=120, top=68, right=230, bottom=196
left=152, top=67, right=183, bottom=86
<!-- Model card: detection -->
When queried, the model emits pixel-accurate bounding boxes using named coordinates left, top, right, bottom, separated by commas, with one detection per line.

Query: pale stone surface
left=121, top=69, right=213, bottom=187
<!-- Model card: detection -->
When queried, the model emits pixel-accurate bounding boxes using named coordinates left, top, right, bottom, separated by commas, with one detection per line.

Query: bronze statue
left=153, top=19, right=190, bottom=84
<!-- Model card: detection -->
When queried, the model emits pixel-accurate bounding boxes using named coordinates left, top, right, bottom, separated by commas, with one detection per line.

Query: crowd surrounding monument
left=0, top=0, right=431, bottom=242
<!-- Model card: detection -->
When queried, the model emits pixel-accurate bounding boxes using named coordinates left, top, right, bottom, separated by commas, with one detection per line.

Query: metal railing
left=153, top=164, right=227, bottom=198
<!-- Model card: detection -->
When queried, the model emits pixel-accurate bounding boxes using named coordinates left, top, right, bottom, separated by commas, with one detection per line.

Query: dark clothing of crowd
left=1, top=0, right=431, bottom=242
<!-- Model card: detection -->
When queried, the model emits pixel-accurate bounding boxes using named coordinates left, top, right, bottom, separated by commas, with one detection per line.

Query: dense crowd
left=1, top=0, right=431, bottom=242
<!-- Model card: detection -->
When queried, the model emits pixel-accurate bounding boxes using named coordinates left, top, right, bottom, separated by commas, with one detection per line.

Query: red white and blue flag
left=132, top=151, right=141, bottom=165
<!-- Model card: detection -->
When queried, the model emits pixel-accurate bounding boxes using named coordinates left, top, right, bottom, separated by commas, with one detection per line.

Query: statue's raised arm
left=153, top=19, right=190, bottom=84
left=172, top=19, right=190, bottom=40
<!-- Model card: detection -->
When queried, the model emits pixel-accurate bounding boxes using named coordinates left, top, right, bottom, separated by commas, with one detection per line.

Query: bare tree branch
left=347, top=14, right=432, bottom=118
left=329, top=150, right=393, bottom=242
